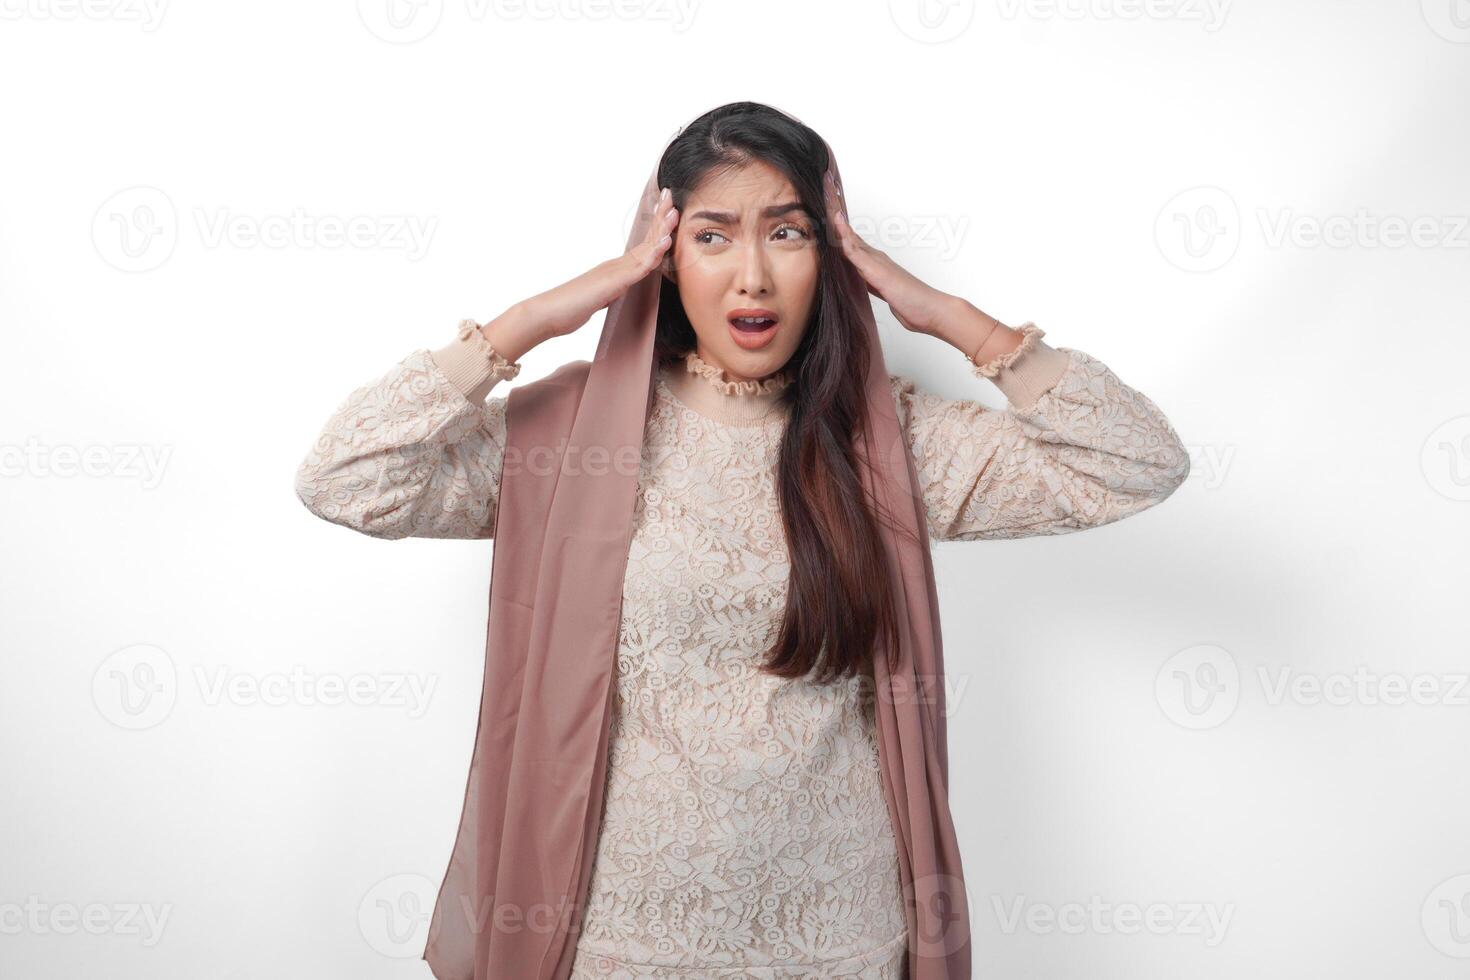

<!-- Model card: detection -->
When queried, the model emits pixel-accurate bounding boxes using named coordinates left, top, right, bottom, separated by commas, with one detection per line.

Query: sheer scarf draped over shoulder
left=423, top=105, right=973, bottom=980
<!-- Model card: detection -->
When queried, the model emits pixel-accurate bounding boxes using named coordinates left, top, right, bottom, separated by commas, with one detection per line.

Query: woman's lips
left=727, top=317, right=779, bottom=350
left=728, top=310, right=780, bottom=350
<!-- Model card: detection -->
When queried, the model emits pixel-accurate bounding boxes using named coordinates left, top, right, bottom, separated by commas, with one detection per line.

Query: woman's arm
left=292, top=320, right=518, bottom=540
left=817, top=176, right=1189, bottom=540
left=891, top=319, right=1191, bottom=542
left=294, top=188, right=683, bottom=540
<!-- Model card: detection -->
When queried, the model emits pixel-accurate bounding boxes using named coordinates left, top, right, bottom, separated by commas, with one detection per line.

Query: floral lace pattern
left=294, top=351, right=507, bottom=540
left=888, top=347, right=1190, bottom=541
left=292, top=332, right=1191, bottom=976
left=294, top=344, right=1189, bottom=544
left=566, top=369, right=908, bottom=978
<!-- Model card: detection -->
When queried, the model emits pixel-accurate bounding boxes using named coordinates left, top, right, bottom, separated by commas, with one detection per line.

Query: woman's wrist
left=478, top=302, right=546, bottom=365
left=937, top=297, right=1023, bottom=366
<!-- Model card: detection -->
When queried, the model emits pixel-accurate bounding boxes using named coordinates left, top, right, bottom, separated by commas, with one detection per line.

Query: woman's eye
left=693, top=225, right=809, bottom=246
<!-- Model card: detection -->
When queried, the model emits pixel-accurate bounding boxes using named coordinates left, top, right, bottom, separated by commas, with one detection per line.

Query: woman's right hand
left=480, top=188, right=680, bottom=362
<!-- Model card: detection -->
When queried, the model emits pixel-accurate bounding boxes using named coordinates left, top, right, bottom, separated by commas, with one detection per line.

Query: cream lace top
left=293, top=324, right=1191, bottom=978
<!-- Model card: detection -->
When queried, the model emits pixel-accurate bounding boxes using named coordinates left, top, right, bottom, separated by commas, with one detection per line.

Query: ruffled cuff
left=429, top=318, right=522, bottom=403
left=969, top=322, right=1072, bottom=410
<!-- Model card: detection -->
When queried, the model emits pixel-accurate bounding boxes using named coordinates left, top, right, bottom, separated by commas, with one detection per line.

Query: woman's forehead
left=685, top=160, right=800, bottom=211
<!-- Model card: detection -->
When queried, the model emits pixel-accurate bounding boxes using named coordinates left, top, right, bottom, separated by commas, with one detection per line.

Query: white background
left=3, top=1, right=1469, bottom=978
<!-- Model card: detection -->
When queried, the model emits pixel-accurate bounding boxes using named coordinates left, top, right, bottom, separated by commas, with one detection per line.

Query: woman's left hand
left=823, top=170, right=956, bottom=338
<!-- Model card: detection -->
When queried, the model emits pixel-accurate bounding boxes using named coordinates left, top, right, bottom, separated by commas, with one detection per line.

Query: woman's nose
left=734, top=239, right=774, bottom=296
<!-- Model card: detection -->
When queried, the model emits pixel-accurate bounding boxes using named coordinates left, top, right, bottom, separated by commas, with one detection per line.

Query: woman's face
left=662, top=159, right=819, bottom=383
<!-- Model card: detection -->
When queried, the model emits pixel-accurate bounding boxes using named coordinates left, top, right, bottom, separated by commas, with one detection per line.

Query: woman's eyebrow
left=687, top=202, right=808, bottom=223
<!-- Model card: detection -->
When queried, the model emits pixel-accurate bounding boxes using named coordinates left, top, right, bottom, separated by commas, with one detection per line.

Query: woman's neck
left=661, top=349, right=793, bottom=426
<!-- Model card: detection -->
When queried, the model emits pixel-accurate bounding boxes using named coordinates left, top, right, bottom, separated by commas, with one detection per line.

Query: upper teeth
left=735, top=316, right=771, bottom=324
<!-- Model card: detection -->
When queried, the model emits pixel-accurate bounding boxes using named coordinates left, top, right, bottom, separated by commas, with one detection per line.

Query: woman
left=294, top=102, right=1190, bottom=980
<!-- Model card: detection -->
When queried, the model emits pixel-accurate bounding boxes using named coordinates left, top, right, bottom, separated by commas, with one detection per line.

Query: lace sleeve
left=889, top=327, right=1190, bottom=542
left=292, top=322, right=517, bottom=540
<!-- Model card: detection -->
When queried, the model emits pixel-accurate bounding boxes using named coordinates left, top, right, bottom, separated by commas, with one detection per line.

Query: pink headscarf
left=424, top=104, right=972, bottom=979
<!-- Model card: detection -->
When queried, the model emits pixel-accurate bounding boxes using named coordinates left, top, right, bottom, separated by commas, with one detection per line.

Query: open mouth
left=727, top=310, right=781, bottom=349
left=729, top=315, right=778, bottom=332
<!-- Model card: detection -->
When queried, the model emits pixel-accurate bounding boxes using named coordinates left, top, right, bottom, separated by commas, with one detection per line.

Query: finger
left=634, top=189, right=675, bottom=268
left=839, top=222, right=895, bottom=295
left=823, top=171, right=842, bottom=227
left=656, top=188, right=678, bottom=250
left=832, top=203, right=863, bottom=260
left=655, top=189, right=683, bottom=274
left=664, top=190, right=680, bottom=241
left=824, top=178, right=853, bottom=255
left=825, top=179, right=868, bottom=261
left=823, top=172, right=846, bottom=238
left=646, top=186, right=669, bottom=247
left=644, top=226, right=673, bottom=270
left=842, top=230, right=880, bottom=282
left=824, top=170, right=847, bottom=225
left=624, top=235, right=667, bottom=281
left=830, top=208, right=852, bottom=257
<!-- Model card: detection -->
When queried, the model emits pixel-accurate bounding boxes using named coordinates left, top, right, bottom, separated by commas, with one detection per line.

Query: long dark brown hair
left=652, top=102, right=901, bottom=685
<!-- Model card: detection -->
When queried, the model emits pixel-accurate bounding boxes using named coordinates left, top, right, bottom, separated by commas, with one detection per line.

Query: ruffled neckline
left=657, top=350, right=793, bottom=427
left=682, top=350, right=794, bottom=397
